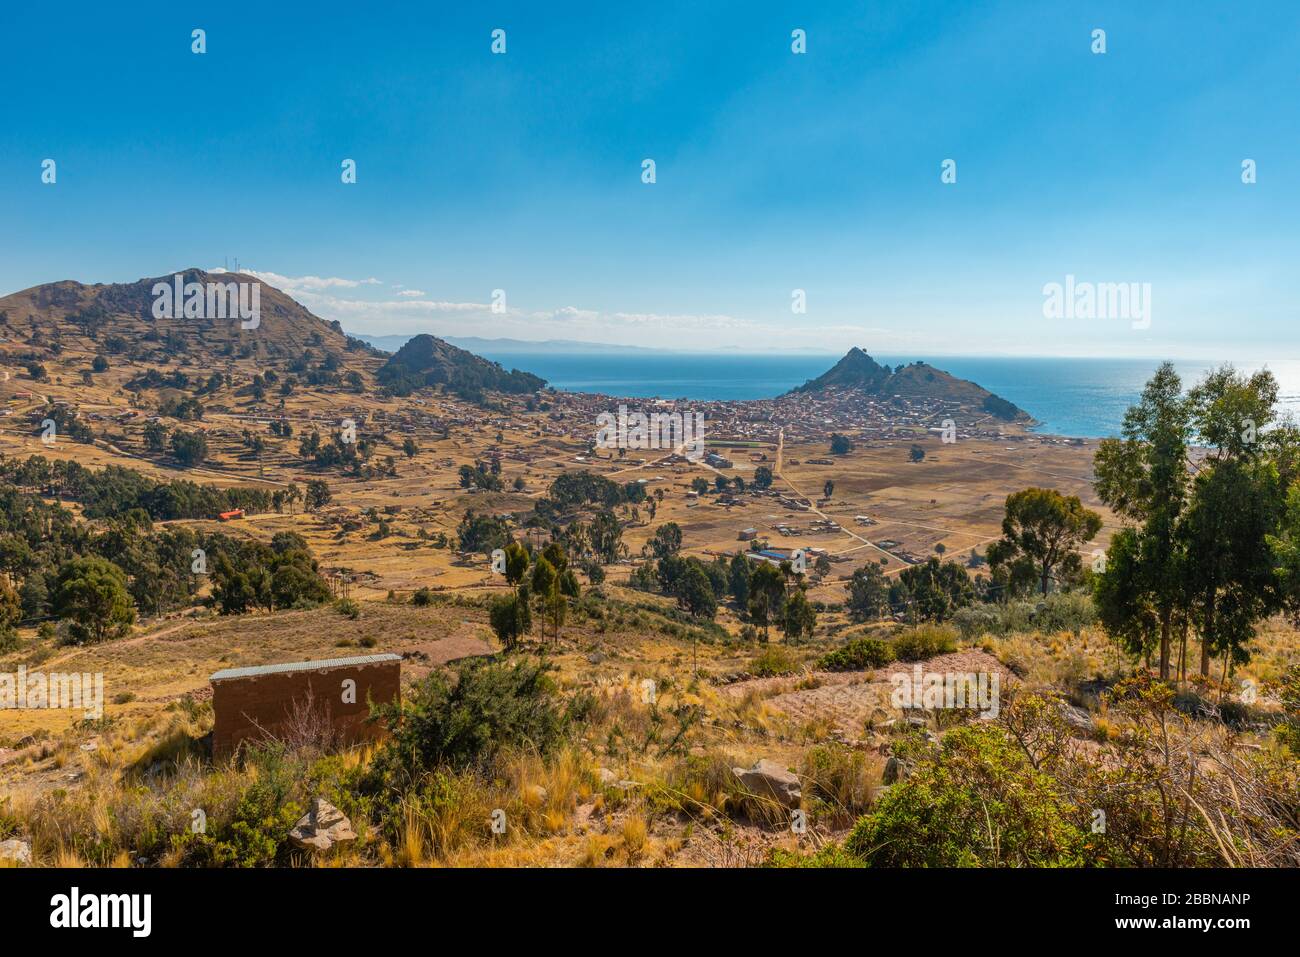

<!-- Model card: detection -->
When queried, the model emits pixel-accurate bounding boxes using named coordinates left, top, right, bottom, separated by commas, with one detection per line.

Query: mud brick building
left=210, top=654, right=401, bottom=759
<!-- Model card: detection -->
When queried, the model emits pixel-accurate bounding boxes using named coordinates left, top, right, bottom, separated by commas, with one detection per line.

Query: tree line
left=0, top=462, right=334, bottom=648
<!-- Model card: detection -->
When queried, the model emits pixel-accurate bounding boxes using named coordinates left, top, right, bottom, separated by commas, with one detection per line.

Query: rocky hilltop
left=787, top=347, right=1030, bottom=422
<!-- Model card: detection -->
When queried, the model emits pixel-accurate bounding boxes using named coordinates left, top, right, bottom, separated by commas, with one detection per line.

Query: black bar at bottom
left=0, top=866, right=1278, bottom=943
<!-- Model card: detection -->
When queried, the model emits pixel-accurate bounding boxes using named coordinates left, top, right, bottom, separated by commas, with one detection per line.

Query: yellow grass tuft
left=621, top=815, right=647, bottom=862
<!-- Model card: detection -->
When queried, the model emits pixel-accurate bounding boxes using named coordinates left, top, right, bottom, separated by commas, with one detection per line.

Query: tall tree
left=1181, top=366, right=1284, bottom=679
left=895, top=557, right=973, bottom=623
left=589, top=509, right=625, bottom=563
left=650, top=522, right=682, bottom=559
left=52, top=556, right=136, bottom=644
left=781, top=588, right=817, bottom=642
left=845, top=562, right=890, bottom=621
left=1093, top=362, right=1191, bottom=678
left=502, top=540, right=530, bottom=586
left=489, top=592, right=531, bottom=651
left=728, top=553, right=751, bottom=606
left=305, top=480, right=331, bottom=512
left=530, top=557, right=565, bottom=641
left=747, top=562, right=785, bottom=640
left=1093, top=527, right=1161, bottom=664
left=674, top=563, right=718, bottom=620
left=1181, top=457, right=1282, bottom=681
left=989, top=488, right=1101, bottom=597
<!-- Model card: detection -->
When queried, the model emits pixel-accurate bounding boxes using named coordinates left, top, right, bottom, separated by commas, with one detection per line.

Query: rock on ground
left=882, top=756, right=904, bottom=784
left=0, top=839, right=32, bottom=866
left=732, top=759, right=802, bottom=808
left=289, top=798, right=357, bottom=852
left=1058, top=701, right=1096, bottom=732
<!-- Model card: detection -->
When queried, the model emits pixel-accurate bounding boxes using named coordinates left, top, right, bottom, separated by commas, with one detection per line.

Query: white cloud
left=231, top=267, right=916, bottom=352
left=539, top=305, right=600, bottom=323
left=299, top=293, right=490, bottom=315
left=213, top=268, right=381, bottom=292
left=607, top=311, right=755, bottom=330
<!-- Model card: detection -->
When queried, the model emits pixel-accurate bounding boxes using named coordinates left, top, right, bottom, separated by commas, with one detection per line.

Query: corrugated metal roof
left=210, top=653, right=401, bottom=683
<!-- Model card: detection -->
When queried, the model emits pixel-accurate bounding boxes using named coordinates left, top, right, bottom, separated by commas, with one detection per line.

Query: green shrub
left=952, top=605, right=1004, bottom=641
left=306, top=752, right=375, bottom=835
left=766, top=843, right=867, bottom=868
left=335, top=597, right=361, bottom=619
left=749, top=645, right=799, bottom=677
left=843, top=724, right=1087, bottom=867
left=819, top=637, right=895, bottom=671
left=370, top=658, right=566, bottom=780
left=174, top=745, right=305, bottom=867
left=953, top=594, right=1095, bottom=641
left=1034, top=591, right=1096, bottom=635
left=412, top=587, right=434, bottom=607
left=891, top=625, right=957, bottom=661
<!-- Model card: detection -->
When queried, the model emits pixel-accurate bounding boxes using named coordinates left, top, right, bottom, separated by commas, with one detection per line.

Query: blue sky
left=3, top=1, right=1298, bottom=357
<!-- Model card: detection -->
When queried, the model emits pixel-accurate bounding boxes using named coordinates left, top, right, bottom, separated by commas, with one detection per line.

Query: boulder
left=882, top=756, right=904, bottom=784
left=732, top=759, right=802, bottom=808
left=0, top=840, right=31, bottom=866
left=596, top=767, right=618, bottom=785
left=1058, top=702, right=1095, bottom=732
left=289, top=798, right=357, bottom=852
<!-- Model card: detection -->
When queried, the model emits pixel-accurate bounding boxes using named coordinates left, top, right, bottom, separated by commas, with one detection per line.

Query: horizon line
left=351, top=333, right=1296, bottom=364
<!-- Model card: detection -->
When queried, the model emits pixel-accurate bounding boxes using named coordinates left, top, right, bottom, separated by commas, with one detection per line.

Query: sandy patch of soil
left=719, top=650, right=1014, bottom=738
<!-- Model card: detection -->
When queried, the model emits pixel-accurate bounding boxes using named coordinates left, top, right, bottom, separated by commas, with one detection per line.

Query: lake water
left=468, top=350, right=1300, bottom=439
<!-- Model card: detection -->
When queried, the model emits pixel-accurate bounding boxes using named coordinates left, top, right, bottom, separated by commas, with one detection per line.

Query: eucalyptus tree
left=1093, top=362, right=1191, bottom=678
left=1180, top=366, right=1283, bottom=679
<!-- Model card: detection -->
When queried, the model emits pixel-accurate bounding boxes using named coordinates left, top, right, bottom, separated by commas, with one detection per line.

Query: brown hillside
left=0, top=269, right=367, bottom=371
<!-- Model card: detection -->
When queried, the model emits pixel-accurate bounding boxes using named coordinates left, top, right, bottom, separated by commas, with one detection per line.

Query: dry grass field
left=0, top=334, right=1117, bottom=606
left=0, top=288, right=1294, bottom=871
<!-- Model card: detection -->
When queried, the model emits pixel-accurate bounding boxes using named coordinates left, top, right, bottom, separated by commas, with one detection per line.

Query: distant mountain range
left=0, top=273, right=1026, bottom=418
left=0, top=272, right=553, bottom=407
left=787, top=347, right=1029, bottom=421
left=353, top=334, right=673, bottom=356
left=352, top=333, right=855, bottom=357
